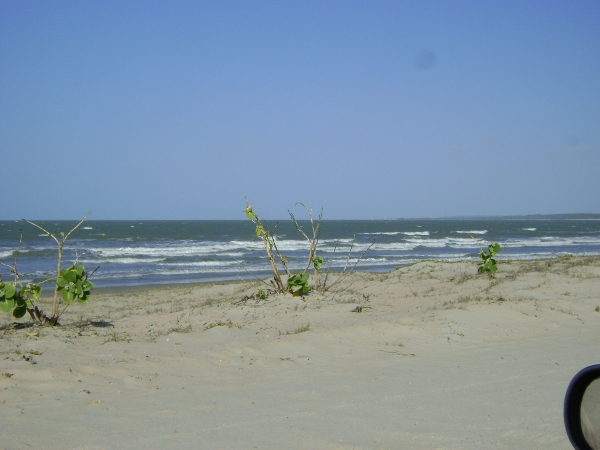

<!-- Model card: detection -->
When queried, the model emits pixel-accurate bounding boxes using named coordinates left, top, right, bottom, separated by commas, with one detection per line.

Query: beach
left=2, top=256, right=600, bottom=449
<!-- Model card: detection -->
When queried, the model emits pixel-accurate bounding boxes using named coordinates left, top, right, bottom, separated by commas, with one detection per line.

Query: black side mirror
left=565, top=365, right=600, bottom=450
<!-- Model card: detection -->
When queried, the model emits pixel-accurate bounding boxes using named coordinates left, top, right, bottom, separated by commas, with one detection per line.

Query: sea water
left=1, top=219, right=599, bottom=288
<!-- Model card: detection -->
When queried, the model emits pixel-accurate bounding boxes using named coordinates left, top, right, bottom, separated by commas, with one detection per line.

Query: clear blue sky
left=1, top=1, right=599, bottom=219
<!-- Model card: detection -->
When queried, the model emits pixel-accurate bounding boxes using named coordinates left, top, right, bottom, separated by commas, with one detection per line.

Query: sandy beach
left=2, top=256, right=600, bottom=449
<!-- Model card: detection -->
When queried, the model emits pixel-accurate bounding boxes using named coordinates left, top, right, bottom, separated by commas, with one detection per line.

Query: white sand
left=2, top=256, right=600, bottom=449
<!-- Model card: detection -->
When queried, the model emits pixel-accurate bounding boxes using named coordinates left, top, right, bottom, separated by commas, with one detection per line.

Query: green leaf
left=4, top=283, right=16, bottom=299
left=31, top=285, right=41, bottom=299
left=83, top=280, right=94, bottom=290
left=0, top=298, right=15, bottom=313
left=62, top=289, right=75, bottom=304
left=13, top=306, right=27, bottom=319
left=56, top=277, right=68, bottom=288
left=311, top=256, right=324, bottom=270
left=256, top=226, right=263, bottom=236
left=75, top=265, right=85, bottom=277
left=78, top=293, right=90, bottom=304
left=288, top=271, right=310, bottom=294
left=244, top=206, right=254, bottom=219
left=62, top=270, right=77, bottom=283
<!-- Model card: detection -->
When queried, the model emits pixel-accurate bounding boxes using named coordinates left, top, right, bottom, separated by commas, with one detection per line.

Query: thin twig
left=57, top=301, right=70, bottom=321
left=64, top=212, right=91, bottom=241
left=12, top=230, right=24, bottom=282
left=23, top=220, right=59, bottom=246
left=341, top=236, right=357, bottom=274
left=322, top=241, right=339, bottom=290
left=323, top=240, right=375, bottom=292
left=289, top=204, right=322, bottom=287
left=242, top=267, right=280, bottom=290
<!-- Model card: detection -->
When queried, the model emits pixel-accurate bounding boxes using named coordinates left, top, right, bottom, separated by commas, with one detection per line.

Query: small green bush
left=478, top=243, right=501, bottom=274
left=287, top=271, right=310, bottom=295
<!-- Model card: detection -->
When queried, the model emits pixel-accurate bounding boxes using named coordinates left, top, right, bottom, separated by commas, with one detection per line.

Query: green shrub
left=287, top=271, right=310, bottom=295
left=0, top=215, right=95, bottom=325
left=478, top=243, right=501, bottom=274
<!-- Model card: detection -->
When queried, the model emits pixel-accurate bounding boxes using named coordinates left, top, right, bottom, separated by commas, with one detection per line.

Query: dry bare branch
left=322, top=239, right=375, bottom=292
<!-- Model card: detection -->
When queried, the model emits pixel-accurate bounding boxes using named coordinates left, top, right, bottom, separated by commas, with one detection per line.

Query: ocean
left=1, top=219, right=599, bottom=288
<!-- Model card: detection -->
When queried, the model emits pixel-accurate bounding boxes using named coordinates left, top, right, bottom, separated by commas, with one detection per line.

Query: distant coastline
left=395, top=213, right=600, bottom=221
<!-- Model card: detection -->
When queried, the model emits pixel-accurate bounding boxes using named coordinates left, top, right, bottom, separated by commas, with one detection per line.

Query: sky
left=1, top=0, right=599, bottom=220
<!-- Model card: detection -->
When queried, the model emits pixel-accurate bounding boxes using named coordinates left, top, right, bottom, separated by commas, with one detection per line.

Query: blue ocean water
left=1, top=219, right=599, bottom=288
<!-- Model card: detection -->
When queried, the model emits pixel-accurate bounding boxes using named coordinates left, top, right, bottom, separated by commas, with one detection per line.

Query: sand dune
left=2, top=256, right=600, bottom=449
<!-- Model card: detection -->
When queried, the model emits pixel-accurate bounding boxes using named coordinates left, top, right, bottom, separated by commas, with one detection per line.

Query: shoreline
left=34, top=253, right=600, bottom=295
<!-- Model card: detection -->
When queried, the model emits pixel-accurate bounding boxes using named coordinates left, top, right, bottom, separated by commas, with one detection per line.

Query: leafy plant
left=56, top=265, right=94, bottom=305
left=204, top=319, right=241, bottom=330
left=0, top=214, right=95, bottom=325
left=287, top=271, right=310, bottom=296
left=290, top=323, right=310, bottom=334
left=0, top=282, right=40, bottom=319
left=478, top=243, right=501, bottom=274
left=311, top=256, right=324, bottom=270
left=244, top=200, right=374, bottom=296
left=244, top=203, right=288, bottom=292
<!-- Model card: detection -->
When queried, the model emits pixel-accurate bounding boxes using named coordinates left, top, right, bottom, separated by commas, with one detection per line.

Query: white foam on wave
left=0, top=250, right=14, bottom=259
left=319, top=238, right=356, bottom=244
left=58, top=233, right=600, bottom=272
left=93, top=266, right=248, bottom=279
left=82, top=227, right=93, bottom=230
left=87, top=238, right=361, bottom=259
left=502, top=236, right=600, bottom=247
left=158, top=260, right=243, bottom=267
left=455, top=230, right=487, bottom=234
left=80, top=257, right=167, bottom=265
left=360, top=232, right=402, bottom=235
left=522, top=228, right=537, bottom=231
left=85, top=241, right=265, bottom=258
left=401, top=231, right=430, bottom=236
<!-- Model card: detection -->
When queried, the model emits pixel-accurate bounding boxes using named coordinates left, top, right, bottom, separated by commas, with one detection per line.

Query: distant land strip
left=395, top=213, right=600, bottom=220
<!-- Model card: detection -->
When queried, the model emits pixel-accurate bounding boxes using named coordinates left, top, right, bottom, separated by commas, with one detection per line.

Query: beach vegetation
left=287, top=271, right=310, bottom=295
left=0, top=214, right=95, bottom=326
left=204, top=319, right=241, bottom=330
left=104, top=331, right=132, bottom=343
left=244, top=200, right=373, bottom=296
left=287, top=323, right=310, bottom=334
left=244, top=203, right=288, bottom=292
left=478, top=243, right=501, bottom=274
